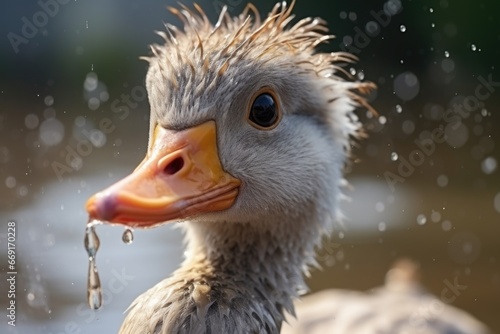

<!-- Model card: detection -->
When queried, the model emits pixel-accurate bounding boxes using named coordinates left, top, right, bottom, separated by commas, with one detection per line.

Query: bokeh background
left=1, top=0, right=499, bottom=333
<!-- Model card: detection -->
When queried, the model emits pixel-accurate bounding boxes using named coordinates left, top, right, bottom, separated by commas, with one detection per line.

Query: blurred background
left=0, top=0, right=499, bottom=333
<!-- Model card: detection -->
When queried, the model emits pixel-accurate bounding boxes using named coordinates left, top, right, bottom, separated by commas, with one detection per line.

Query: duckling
left=85, top=1, right=374, bottom=333
left=282, top=259, right=491, bottom=334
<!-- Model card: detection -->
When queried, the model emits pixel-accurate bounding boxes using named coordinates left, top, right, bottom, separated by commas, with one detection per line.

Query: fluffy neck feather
left=120, top=209, right=321, bottom=334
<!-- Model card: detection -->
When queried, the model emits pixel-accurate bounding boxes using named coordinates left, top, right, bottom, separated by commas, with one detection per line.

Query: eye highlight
left=247, top=89, right=281, bottom=130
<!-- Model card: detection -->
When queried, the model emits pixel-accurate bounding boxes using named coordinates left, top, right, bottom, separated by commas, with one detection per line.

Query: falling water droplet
left=444, top=51, right=450, bottom=58
left=429, top=8, right=434, bottom=13
left=84, top=223, right=100, bottom=258
left=395, top=104, right=403, bottom=113
left=481, top=156, right=497, bottom=174
left=431, top=211, right=442, bottom=223
left=349, top=67, right=356, bottom=76
left=471, top=44, right=477, bottom=51
left=87, top=257, right=102, bottom=309
left=91, top=64, right=94, bottom=71
left=442, top=220, right=452, bottom=231
left=122, top=228, right=134, bottom=244
left=86, top=20, right=89, bottom=29
left=84, top=220, right=102, bottom=309
left=391, top=152, right=399, bottom=161
left=431, top=23, right=435, bottom=28
left=417, top=214, right=427, bottom=226
left=400, top=25, right=406, bottom=32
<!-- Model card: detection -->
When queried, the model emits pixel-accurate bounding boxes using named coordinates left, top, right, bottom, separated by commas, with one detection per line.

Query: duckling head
left=87, top=1, right=373, bottom=232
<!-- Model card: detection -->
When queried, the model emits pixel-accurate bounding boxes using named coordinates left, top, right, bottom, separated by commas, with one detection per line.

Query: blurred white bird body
left=282, top=260, right=491, bottom=334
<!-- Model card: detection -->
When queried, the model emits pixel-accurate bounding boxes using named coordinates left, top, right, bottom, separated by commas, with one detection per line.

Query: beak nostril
left=164, top=157, right=185, bottom=175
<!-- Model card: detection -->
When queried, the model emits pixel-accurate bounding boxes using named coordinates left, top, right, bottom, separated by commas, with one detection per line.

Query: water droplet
left=378, top=222, right=386, bottom=232
left=122, top=228, right=134, bottom=244
left=44, top=108, right=56, bottom=119
left=384, top=0, right=402, bottom=15
left=395, top=104, right=402, bottom=113
left=442, top=220, right=452, bottom=231
left=437, top=174, right=449, bottom=187
left=365, top=21, right=380, bottom=36
left=431, top=23, right=435, bottom=28
left=378, top=115, right=387, bottom=125
left=75, top=116, right=86, bottom=127
left=400, top=25, right=406, bottom=32
left=39, top=118, right=65, bottom=146
left=25, top=114, right=39, bottom=130
left=84, top=223, right=100, bottom=259
left=84, top=221, right=102, bottom=309
left=357, top=71, right=365, bottom=80
left=394, top=71, right=420, bottom=101
left=481, top=156, right=497, bottom=174
left=402, top=120, right=415, bottom=134
left=429, top=7, right=434, bottom=13
left=17, top=185, right=28, bottom=197
left=44, top=95, right=54, bottom=107
left=431, top=211, right=441, bottom=223
left=391, top=152, right=399, bottom=161
left=349, top=67, right=356, bottom=76
left=84, top=72, right=98, bottom=92
left=25, top=280, right=49, bottom=312
left=444, top=51, right=450, bottom=58
left=5, top=176, right=16, bottom=189
left=471, top=44, right=477, bottom=51
left=417, top=214, right=427, bottom=225
left=100, top=91, right=109, bottom=102
left=87, top=258, right=102, bottom=309
left=445, top=122, right=469, bottom=148
left=88, top=130, right=106, bottom=147
left=88, top=97, right=100, bottom=111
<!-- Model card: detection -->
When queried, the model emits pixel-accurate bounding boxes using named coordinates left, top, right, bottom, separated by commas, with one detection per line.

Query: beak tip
left=85, top=193, right=117, bottom=223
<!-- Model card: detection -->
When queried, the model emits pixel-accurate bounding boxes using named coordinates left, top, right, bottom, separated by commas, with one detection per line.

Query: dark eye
left=248, top=93, right=280, bottom=129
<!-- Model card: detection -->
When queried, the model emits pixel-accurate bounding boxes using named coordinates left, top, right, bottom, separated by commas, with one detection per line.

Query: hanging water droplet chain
left=84, top=220, right=102, bottom=309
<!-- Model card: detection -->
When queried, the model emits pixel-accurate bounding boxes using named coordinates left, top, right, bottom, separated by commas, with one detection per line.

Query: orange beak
left=85, top=121, right=240, bottom=228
